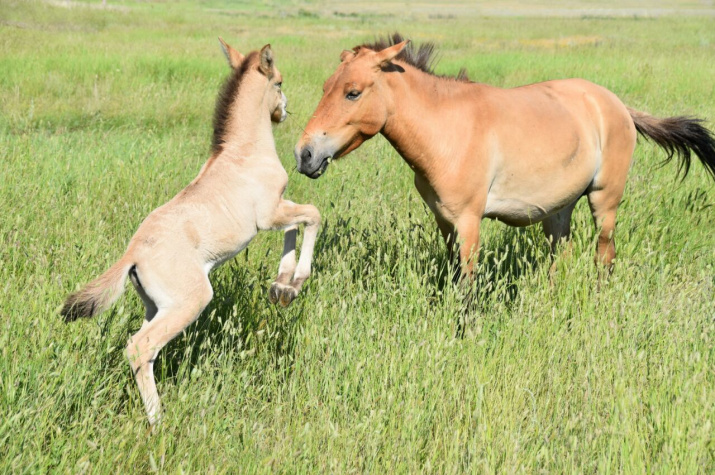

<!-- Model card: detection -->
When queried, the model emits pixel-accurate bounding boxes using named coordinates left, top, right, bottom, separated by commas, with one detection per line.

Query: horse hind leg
left=542, top=202, right=577, bottom=282
left=586, top=143, right=632, bottom=275
left=587, top=187, right=622, bottom=275
left=542, top=202, right=577, bottom=255
left=587, top=104, right=635, bottom=275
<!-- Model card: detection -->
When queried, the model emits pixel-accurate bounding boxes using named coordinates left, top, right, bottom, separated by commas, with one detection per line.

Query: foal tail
left=61, top=257, right=134, bottom=322
left=628, top=108, right=715, bottom=180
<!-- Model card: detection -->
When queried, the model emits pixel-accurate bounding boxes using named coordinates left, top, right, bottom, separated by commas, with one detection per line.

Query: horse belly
left=484, top=157, right=597, bottom=226
left=483, top=197, right=550, bottom=226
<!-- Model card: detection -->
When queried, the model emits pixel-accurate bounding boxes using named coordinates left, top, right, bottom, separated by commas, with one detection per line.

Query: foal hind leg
left=542, top=202, right=577, bottom=282
left=126, top=267, right=213, bottom=425
left=130, top=266, right=158, bottom=323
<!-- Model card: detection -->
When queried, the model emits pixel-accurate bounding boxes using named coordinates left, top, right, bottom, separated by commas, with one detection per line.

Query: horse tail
left=61, top=256, right=134, bottom=322
left=628, top=107, right=715, bottom=180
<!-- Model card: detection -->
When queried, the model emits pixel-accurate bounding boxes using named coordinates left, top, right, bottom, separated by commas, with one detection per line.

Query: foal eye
left=346, top=90, right=361, bottom=101
left=275, top=82, right=282, bottom=88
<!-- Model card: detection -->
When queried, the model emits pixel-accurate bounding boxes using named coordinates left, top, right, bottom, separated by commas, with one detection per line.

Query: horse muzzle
left=294, top=144, right=332, bottom=179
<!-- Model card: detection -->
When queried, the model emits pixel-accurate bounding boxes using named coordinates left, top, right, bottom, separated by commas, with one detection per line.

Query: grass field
left=1, top=0, right=714, bottom=472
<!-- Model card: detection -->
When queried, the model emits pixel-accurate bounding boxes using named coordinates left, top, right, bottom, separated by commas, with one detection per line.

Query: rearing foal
left=295, top=34, right=715, bottom=277
left=62, top=40, right=320, bottom=425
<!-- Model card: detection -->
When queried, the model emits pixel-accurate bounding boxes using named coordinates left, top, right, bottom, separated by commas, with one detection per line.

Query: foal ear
left=259, top=44, right=274, bottom=78
left=218, top=37, right=244, bottom=69
left=374, top=40, right=409, bottom=68
left=340, top=49, right=355, bottom=62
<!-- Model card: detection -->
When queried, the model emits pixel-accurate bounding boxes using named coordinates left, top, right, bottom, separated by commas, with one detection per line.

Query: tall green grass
left=1, top=1, right=714, bottom=472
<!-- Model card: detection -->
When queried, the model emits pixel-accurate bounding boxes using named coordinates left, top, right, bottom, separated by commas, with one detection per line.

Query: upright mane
left=212, top=51, right=258, bottom=154
left=358, top=33, right=469, bottom=82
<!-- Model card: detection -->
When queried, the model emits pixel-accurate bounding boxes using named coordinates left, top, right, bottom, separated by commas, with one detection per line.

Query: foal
left=61, top=40, right=320, bottom=425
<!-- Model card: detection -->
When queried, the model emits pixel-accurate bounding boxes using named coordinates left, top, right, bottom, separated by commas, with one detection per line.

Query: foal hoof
left=279, top=286, right=298, bottom=307
left=269, top=282, right=298, bottom=307
left=268, top=282, right=281, bottom=304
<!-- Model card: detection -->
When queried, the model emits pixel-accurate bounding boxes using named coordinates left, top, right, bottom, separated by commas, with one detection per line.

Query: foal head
left=293, top=39, right=409, bottom=178
left=213, top=38, right=286, bottom=153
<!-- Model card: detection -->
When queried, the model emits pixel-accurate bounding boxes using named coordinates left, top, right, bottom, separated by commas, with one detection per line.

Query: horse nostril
left=300, top=148, right=312, bottom=163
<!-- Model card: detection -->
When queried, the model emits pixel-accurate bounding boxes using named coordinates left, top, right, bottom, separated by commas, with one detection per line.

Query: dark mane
left=212, top=51, right=257, bottom=154
left=359, top=33, right=469, bottom=82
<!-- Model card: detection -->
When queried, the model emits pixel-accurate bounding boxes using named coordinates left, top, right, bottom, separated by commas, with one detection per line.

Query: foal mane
left=212, top=51, right=258, bottom=154
left=358, top=33, right=470, bottom=82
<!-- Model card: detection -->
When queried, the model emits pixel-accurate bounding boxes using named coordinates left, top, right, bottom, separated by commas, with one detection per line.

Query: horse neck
left=381, top=68, right=475, bottom=178
left=220, top=84, right=276, bottom=159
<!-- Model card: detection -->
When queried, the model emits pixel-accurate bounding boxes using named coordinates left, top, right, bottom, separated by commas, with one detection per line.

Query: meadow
left=1, top=0, right=714, bottom=472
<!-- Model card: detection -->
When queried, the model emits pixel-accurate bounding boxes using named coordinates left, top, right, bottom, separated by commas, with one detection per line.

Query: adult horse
left=295, top=34, right=715, bottom=277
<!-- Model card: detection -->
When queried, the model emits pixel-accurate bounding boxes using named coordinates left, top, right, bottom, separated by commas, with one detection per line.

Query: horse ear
left=340, top=49, right=355, bottom=62
left=218, top=37, right=244, bottom=69
left=374, top=40, right=409, bottom=67
left=259, top=44, right=274, bottom=77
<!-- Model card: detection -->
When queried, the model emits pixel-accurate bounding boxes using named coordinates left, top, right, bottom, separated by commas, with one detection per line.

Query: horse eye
left=346, top=90, right=361, bottom=101
left=276, top=82, right=282, bottom=88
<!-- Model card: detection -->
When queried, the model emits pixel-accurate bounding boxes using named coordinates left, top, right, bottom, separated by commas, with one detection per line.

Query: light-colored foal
left=62, top=40, right=320, bottom=425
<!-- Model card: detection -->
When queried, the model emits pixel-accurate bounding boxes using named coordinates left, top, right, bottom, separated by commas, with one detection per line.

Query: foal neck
left=216, top=76, right=277, bottom=160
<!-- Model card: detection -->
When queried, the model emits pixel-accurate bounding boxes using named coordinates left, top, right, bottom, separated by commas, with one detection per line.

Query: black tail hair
left=629, top=108, right=715, bottom=180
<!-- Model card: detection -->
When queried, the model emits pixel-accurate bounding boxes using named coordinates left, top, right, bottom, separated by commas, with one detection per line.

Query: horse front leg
left=413, top=173, right=459, bottom=279
left=454, top=213, right=482, bottom=337
left=456, top=213, right=482, bottom=281
left=433, top=213, right=460, bottom=283
left=267, top=200, right=321, bottom=307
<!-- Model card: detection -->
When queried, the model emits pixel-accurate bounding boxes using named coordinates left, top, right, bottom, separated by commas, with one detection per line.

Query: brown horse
left=295, top=33, right=715, bottom=278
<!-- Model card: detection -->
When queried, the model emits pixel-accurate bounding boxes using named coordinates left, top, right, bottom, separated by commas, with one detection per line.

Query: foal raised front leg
left=272, top=227, right=297, bottom=286
left=267, top=200, right=321, bottom=307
